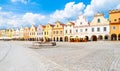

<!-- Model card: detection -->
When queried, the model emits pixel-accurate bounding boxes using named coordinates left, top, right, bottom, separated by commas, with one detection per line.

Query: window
left=110, top=20, right=111, bottom=23
left=47, top=32, right=48, bottom=35
left=57, top=25, right=59, bottom=27
left=56, top=31, right=58, bottom=34
left=80, top=22, right=82, bottom=25
left=80, top=29, right=82, bottom=32
left=98, top=18, right=101, bottom=23
left=70, top=30, right=72, bottom=33
left=104, top=27, right=106, bottom=31
left=54, top=31, right=55, bottom=34
left=92, top=28, right=94, bottom=32
left=97, top=28, right=100, bottom=32
left=114, top=19, right=117, bottom=21
left=60, top=31, right=62, bottom=34
left=113, top=26, right=116, bottom=30
left=76, top=29, right=78, bottom=32
left=85, top=29, right=87, bottom=32
left=65, top=30, right=67, bottom=34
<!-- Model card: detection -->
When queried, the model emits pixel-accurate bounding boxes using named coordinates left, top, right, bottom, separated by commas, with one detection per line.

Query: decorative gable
left=90, top=13, right=109, bottom=26
left=75, top=14, right=88, bottom=27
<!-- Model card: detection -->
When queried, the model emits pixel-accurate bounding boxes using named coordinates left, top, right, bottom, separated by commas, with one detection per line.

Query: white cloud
left=1, top=1, right=120, bottom=29
left=49, top=2, right=85, bottom=23
left=11, top=0, right=29, bottom=4
left=84, top=0, right=120, bottom=17
left=116, top=4, right=120, bottom=9
left=0, top=7, right=2, bottom=10
left=0, top=12, right=47, bottom=29
left=22, top=13, right=46, bottom=25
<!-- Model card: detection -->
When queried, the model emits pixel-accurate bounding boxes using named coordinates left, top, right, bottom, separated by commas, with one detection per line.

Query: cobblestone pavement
left=32, top=41, right=120, bottom=71
left=0, top=41, right=70, bottom=71
left=0, top=41, right=120, bottom=71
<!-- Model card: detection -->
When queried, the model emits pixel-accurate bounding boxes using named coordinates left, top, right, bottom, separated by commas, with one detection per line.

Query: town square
left=0, top=0, right=120, bottom=71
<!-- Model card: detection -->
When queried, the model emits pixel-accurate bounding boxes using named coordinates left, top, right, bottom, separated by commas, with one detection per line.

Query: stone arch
left=111, top=34, right=117, bottom=41
left=75, top=36, right=80, bottom=42
left=64, top=36, right=68, bottom=42
left=91, top=35, right=97, bottom=41
left=60, top=37, right=63, bottom=42
left=118, top=34, right=120, bottom=40
left=85, top=36, right=89, bottom=41
left=98, top=35, right=103, bottom=40
left=70, top=36, right=74, bottom=42
left=57, top=37, right=59, bottom=41
left=104, top=35, right=109, bottom=40
left=54, top=37, right=55, bottom=41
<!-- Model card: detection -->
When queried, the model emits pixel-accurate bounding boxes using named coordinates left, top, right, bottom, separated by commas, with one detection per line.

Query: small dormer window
left=98, top=18, right=101, bottom=23
left=76, top=29, right=78, bottom=32
left=80, top=22, right=82, bottom=25
left=114, top=19, right=117, bottom=22
left=113, top=26, right=116, bottom=30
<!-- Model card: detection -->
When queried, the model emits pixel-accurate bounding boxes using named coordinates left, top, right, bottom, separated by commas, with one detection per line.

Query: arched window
left=98, top=18, right=101, bottom=23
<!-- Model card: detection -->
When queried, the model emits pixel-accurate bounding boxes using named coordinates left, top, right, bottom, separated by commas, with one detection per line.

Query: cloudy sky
left=0, top=0, right=120, bottom=29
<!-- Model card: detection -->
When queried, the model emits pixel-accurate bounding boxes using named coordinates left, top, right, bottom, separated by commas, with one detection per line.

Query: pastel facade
left=8, top=29, right=15, bottom=39
left=5, top=29, right=9, bottom=38
left=109, top=9, right=120, bottom=40
left=0, top=9, right=120, bottom=42
left=29, top=25, right=37, bottom=41
left=52, top=21, right=64, bottom=42
left=1, top=30, right=6, bottom=39
left=24, top=27, right=30, bottom=40
left=64, top=22, right=75, bottom=42
left=12, top=29, right=16, bottom=39
left=19, top=27, right=24, bottom=40
left=15, top=28, right=20, bottom=39
left=44, top=24, right=54, bottom=41
left=89, top=13, right=110, bottom=41
left=74, top=14, right=89, bottom=42
left=36, top=24, right=44, bottom=41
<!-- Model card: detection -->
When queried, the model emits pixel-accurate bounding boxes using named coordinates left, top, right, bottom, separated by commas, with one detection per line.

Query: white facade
left=15, top=28, right=20, bottom=39
left=19, top=27, right=24, bottom=39
left=36, top=24, right=44, bottom=40
left=64, top=22, right=75, bottom=41
left=74, top=14, right=89, bottom=39
left=88, top=13, right=110, bottom=41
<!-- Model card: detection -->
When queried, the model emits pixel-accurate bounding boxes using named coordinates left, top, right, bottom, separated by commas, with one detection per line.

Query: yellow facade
left=8, top=29, right=12, bottom=38
left=52, top=21, right=64, bottom=41
left=109, top=9, right=120, bottom=40
left=44, top=23, right=54, bottom=41
left=24, top=27, right=30, bottom=40
left=5, top=29, right=9, bottom=38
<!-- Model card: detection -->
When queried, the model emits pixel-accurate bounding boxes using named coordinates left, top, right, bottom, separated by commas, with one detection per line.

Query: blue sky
left=0, top=0, right=120, bottom=29
left=0, top=0, right=90, bottom=14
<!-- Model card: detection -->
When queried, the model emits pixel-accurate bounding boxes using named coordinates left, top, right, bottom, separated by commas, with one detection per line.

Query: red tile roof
left=49, top=24, right=55, bottom=27
left=42, top=25, right=46, bottom=28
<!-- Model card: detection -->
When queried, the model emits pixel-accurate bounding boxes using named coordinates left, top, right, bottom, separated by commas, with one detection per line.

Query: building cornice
left=109, top=9, right=120, bottom=14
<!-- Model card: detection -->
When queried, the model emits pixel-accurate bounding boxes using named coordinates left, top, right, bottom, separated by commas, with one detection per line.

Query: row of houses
left=0, top=9, right=120, bottom=42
